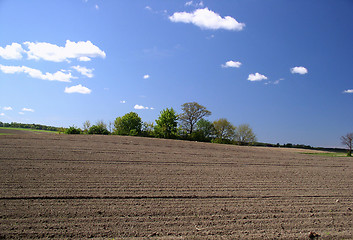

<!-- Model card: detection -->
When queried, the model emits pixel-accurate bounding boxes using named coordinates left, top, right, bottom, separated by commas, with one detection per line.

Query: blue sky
left=0, top=0, right=352, bottom=147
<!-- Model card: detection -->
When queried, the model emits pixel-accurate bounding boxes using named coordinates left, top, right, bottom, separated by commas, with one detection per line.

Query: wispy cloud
left=72, top=65, right=94, bottom=78
left=64, top=84, right=92, bottom=94
left=3, top=106, right=12, bottom=111
left=95, top=4, right=99, bottom=10
left=290, top=66, right=308, bottom=75
left=0, top=113, right=5, bottom=116
left=0, top=64, right=76, bottom=82
left=248, top=73, right=268, bottom=82
left=221, top=60, right=242, bottom=68
left=23, top=40, right=106, bottom=62
left=169, top=8, right=245, bottom=31
left=22, top=108, right=34, bottom=112
left=120, top=100, right=127, bottom=104
left=185, top=1, right=204, bottom=7
left=0, top=43, right=24, bottom=60
left=343, top=89, right=353, bottom=94
left=143, top=74, right=150, bottom=79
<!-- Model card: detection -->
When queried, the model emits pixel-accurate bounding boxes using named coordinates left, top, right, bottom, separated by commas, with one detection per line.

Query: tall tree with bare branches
left=179, top=102, right=211, bottom=135
left=341, top=133, right=353, bottom=156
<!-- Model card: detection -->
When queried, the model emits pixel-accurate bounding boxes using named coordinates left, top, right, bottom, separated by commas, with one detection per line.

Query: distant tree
left=88, top=120, right=109, bottom=135
left=192, top=118, right=215, bottom=141
left=234, top=124, right=257, bottom=145
left=154, top=108, right=178, bottom=139
left=114, top=112, right=142, bottom=136
left=65, top=126, right=82, bottom=134
left=179, top=102, right=211, bottom=135
left=341, top=133, right=353, bottom=156
left=83, top=120, right=91, bottom=133
left=141, top=122, right=154, bottom=137
left=213, top=118, right=236, bottom=143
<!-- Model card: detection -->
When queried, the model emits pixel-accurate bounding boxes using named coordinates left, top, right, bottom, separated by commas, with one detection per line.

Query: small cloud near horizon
left=343, top=89, right=353, bottom=94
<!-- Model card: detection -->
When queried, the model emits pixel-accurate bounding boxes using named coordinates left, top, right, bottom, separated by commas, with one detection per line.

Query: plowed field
left=0, top=129, right=352, bottom=239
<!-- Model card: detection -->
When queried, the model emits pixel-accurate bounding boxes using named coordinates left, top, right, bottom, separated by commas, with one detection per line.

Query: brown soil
left=0, top=131, right=352, bottom=239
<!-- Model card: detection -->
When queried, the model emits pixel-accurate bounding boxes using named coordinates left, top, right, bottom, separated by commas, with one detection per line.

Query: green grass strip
left=0, top=127, right=58, bottom=134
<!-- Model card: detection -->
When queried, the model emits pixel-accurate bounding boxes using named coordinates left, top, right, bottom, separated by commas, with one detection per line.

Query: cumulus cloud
left=0, top=64, right=75, bottom=82
left=143, top=74, right=150, bottom=79
left=22, top=108, right=34, bottom=112
left=221, top=60, right=242, bottom=68
left=343, top=89, right=353, bottom=94
left=72, top=65, right=94, bottom=78
left=78, top=56, right=91, bottom=62
left=3, top=106, right=12, bottom=111
left=64, top=84, right=92, bottom=94
left=290, top=66, right=308, bottom=75
left=134, top=104, right=153, bottom=110
left=169, top=8, right=245, bottom=31
left=248, top=73, right=268, bottom=82
left=23, top=40, right=106, bottom=62
left=0, top=43, right=24, bottom=60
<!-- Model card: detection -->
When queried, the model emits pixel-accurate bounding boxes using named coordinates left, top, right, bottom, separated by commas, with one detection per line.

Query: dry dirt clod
left=308, top=231, right=320, bottom=239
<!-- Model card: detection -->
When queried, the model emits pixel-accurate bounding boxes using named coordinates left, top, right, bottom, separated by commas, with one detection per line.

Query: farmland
left=0, top=129, right=352, bottom=239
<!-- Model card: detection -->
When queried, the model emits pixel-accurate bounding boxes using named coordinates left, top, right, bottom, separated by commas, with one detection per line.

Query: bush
left=88, top=121, right=109, bottom=135
left=65, top=126, right=82, bottom=134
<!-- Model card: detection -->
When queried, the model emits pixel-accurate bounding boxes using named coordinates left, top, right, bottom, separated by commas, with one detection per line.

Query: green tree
left=234, top=124, right=257, bottom=145
left=179, top=102, right=211, bottom=135
left=192, top=119, right=215, bottom=141
left=213, top=118, right=236, bottom=143
left=154, top=108, right=178, bottom=139
left=114, top=112, right=142, bottom=136
left=341, top=133, right=353, bottom=156
left=88, top=120, right=109, bottom=135
left=65, top=125, right=82, bottom=134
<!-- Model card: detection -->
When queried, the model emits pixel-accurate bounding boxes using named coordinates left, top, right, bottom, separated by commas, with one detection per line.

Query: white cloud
left=290, top=66, right=308, bottom=75
left=24, top=40, right=106, bottom=62
left=343, top=89, right=353, bottom=94
left=64, top=84, right=92, bottom=94
left=143, top=74, right=150, bottom=79
left=185, top=1, right=204, bottom=7
left=3, top=106, right=12, bottom=111
left=134, top=104, right=153, bottom=110
left=120, top=100, right=127, bottom=104
left=0, top=113, right=5, bottom=116
left=0, top=64, right=75, bottom=82
left=0, top=43, right=24, bottom=60
left=78, top=56, right=91, bottom=62
left=248, top=73, right=268, bottom=82
left=22, top=108, right=34, bottom=112
left=72, top=65, right=94, bottom=78
left=19, top=112, right=24, bottom=115
left=169, top=8, right=245, bottom=31
left=145, top=6, right=152, bottom=11
left=221, top=60, right=242, bottom=68
left=95, top=4, right=99, bottom=10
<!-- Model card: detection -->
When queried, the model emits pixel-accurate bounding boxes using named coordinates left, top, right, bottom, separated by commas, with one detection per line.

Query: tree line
left=66, top=102, right=257, bottom=145
left=0, top=121, right=59, bottom=132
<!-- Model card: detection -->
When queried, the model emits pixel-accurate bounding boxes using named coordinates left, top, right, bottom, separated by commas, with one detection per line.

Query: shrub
left=65, top=126, right=82, bottom=134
